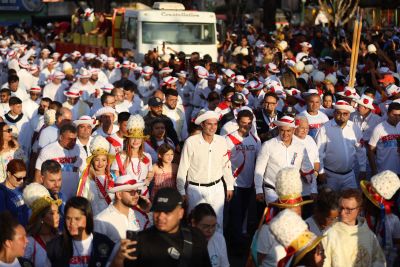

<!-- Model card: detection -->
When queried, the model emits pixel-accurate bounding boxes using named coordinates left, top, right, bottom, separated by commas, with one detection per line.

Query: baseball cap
left=151, top=188, right=183, bottom=212
left=231, top=93, right=245, bottom=105
left=148, top=97, right=163, bottom=107
left=378, top=74, right=395, bottom=84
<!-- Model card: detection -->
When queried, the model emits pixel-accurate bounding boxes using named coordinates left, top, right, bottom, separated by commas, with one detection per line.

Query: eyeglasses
left=11, top=173, right=26, bottom=182
left=127, top=189, right=142, bottom=195
left=339, top=206, right=359, bottom=214
left=2, top=128, right=12, bottom=133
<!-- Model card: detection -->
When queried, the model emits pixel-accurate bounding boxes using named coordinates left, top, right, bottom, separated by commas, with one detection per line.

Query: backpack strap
left=180, top=227, right=193, bottom=267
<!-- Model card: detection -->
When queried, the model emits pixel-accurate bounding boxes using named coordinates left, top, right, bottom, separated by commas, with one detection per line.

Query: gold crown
left=30, top=196, right=62, bottom=224
left=125, top=128, right=149, bottom=139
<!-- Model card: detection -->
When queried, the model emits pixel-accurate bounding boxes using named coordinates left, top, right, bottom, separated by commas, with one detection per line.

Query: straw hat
left=269, top=209, right=324, bottom=266
left=125, top=114, right=149, bottom=139
left=86, top=135, right=115, bottom=164
left=270, top=167, right=313, bottom=208
left=361, top=170, right=400, bottom=210
left=23, top=183, right=62, bottom=224
left=64, top=86, right=81, bottom=98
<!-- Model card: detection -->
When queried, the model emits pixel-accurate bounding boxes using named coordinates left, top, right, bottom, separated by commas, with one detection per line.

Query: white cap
left=333, top=100, right=355, bottom=113
left=194, top=110, right=219, bottom=125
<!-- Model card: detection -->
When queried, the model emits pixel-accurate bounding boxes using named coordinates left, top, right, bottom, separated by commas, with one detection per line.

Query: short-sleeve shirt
left=369, top=120, right=400, bottom=173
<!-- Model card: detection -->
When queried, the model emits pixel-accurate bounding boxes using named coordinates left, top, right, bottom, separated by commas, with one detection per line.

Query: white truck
left=121, top=2, right=218, bottom=62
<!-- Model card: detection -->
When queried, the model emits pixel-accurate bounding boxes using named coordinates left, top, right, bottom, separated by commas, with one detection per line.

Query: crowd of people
left=0, top=15, right=399, bottom=267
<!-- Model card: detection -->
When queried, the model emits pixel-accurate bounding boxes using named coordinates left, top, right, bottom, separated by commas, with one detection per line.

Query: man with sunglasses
left=322, top=189, right=385, bottom=267
left=316, top=100, right=366, bottom=190
left=94, top=174, right=151, bottom=243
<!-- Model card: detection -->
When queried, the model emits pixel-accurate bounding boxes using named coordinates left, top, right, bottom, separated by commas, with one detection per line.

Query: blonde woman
left=111, top=114, right=153, bottom=197
left=77, top=135, right=115, bottom=216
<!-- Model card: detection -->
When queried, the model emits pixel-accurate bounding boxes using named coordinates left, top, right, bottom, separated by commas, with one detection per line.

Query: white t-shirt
left=70, top=234, right=93, bottom=267
left=36, top=141, right=83, bottom=199
left=95, top=204, right=151, bottom=243
left=369, top=120, right=400, bottom=174
left=256, top=224, right=287, bottom=267
left=0, top=258, right=21, bottom=267
left=299, top=110, right=329, bottom=139
left=207, top=232, right=230, bottom=267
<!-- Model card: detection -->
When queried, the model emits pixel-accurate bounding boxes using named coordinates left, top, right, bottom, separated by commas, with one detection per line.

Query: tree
left=318, top=0, right=360, bottom=27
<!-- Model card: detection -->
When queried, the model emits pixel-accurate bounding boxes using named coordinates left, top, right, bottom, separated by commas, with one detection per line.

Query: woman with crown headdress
left=111, top=114, right=153, bottom=198
left=76, top=135, right=115, bottom=216
left=23, top=182, right=62, bottom=267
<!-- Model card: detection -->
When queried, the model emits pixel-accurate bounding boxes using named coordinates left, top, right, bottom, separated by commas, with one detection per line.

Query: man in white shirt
left=299, top=93, right=329, bottom=139
left=73, top=115, right=95, bottom=164
left=95, top=174, right=150, bottom=243
left=62, top=86, right=90, bottom=120
left=316, top=100, right=366, bottom=191
left=226, top=110, right=261, bottom=245
left=137, top=66, right=158, bottom=104
left=176, top=70, right=195, bottom=123
left=0, top=88, right=11, bottom=117
left=191, top=66, right=209, bottom=118
left=254, top=116, right=315, bottom=204
left=177, top=111, right=234, bottom=232
left=368, top=102, right=400, bottom=175
left=22, top=86, right=41, bottom=120
left=17, top=58, right=34, bottom=92
left=104, top=57, right=121, bottom=84
left=294, top=116, right=320, bottom=198
left=163, top=89, right=188, bottom=142
left=122, top=81, right=143, bottom=114
left=37, top=107, right=72, bottom=151
left=92, top=106, right=119, bottom=137
left=3, top=75, right=29, bottom=101
left=4, top=96, right=32, bottom=155
left=35, top=124, right=84, bottom=199
left=42, top=71, right=66, bottom=102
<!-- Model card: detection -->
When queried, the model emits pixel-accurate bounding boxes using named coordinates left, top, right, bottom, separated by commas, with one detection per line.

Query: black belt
left=324, top=167, right=352, bottom=175
left=263, top=183, right=275, bottom=190
left=188, top=178, right=221, bottom=187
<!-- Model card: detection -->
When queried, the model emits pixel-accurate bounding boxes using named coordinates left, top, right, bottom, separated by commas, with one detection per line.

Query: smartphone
left=126, top=230, right=138, bottom=257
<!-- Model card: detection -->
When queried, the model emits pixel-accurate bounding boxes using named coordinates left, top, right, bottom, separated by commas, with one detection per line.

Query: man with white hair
left=294, top=116, right=319, bottom=203
left=177, top=110, right=234, bottom=232
left=316, top=100, right=366, bottom=191
left=254, top=116, right=314, bottom=204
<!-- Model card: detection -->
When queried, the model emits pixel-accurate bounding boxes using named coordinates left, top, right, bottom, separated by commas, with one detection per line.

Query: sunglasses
left=2, top=128, right=12, bottom=133
left=12, top=173, right=26, bottom=182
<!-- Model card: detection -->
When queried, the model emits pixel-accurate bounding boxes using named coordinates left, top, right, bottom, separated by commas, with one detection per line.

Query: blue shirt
left=0, top=183, right=29, bottom=226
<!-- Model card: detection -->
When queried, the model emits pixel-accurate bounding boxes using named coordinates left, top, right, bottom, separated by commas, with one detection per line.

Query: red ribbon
left=277, top=196, right=305, bottom=205
left=114, top=180, right=137, bottom=187
left=367, top=184, right=393, bottom=214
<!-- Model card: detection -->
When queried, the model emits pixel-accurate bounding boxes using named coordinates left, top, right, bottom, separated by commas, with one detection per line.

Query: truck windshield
left=142, top=22, right=215, bottom=45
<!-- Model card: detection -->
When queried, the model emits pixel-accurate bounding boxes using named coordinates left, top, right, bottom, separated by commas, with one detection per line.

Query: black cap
left=151, top=188, right=183, bottom=212
left=148, top=97, right=163, bottom=107
left=231, top=92, right=245, bottom=104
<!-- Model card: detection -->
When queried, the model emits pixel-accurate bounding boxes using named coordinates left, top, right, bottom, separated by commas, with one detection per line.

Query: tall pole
left=301, top=0, right=306, bottom=26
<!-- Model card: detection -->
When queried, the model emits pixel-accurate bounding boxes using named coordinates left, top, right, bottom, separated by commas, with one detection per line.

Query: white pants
left=187, top=181, right=225, bottom=233
left=326, top=169, right=357, bottom=191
